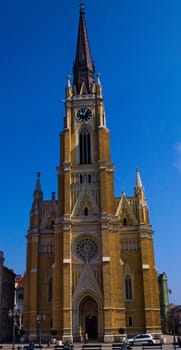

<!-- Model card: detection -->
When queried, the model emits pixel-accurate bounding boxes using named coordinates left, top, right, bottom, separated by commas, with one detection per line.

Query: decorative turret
left=73, top=3, right=95, bottom=94
left=134, top=168, right=145, bottom=201
left=30, top=172, right=43, bottom=231
left=33, top=172, right=43, bottom=201
left=135, top=168, right=143, bottom=187
left=96, top=73, right=103, bottom=97
left=134, top=169, right=150, bottom=224
left=65, top=75, right=72, bottom=98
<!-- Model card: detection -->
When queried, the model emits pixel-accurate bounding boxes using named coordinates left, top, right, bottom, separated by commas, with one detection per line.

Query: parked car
left=127, top=334, right=155, bottom=345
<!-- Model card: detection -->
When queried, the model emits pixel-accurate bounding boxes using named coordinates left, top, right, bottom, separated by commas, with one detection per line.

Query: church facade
left=24, top=5, right=161, bottom=343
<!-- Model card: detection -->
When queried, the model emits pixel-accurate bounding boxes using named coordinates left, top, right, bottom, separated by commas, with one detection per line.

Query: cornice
left=139, top=225, right=153, bottom=238
left=66, top=95, right=97, bottom=109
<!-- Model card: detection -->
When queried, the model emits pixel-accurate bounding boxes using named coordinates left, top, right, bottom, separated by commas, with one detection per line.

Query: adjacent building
left=168, top=304, right=181, bottom=336
left=0, top=251, right=15, bottom=342
left=24, top=4, right=161, bottom=343
left=15, top=275, right=24, bottom=333
left=158, top=272, right=169, bottom=334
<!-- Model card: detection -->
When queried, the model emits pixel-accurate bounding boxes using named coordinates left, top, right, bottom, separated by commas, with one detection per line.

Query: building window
left=123, top=218, right=127, bottom=226
left=125, top=275, right=132, bottom=300
left=75, top=237, right=98, bottom=262
left=128, top=316, right=133, bottom=327
left=18, top=293, right=24, bottom=300
left=79, top=128, right=91, bottom=164
left=84, top=207, right=88, bottom=216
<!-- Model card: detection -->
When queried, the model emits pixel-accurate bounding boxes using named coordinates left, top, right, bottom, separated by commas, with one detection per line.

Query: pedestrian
left=178, top=337, right=181, bottom=348
left=85, top=333, right=88, bottom=344
left=29, top=342, right=35, bottom=350
left=121, top=338, right=128, bottom=350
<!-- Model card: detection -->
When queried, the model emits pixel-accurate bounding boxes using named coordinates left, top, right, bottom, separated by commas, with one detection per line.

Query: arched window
left=79, top=128, right=91, bottom=164
left=84, top=207, right=88, bottom=216
left=125, top=275, right=132, bottom=300
left=123, top=218, right=127, bottom=226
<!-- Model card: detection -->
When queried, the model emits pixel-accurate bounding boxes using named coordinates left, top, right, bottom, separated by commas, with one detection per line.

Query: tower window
left=79, top=128, right=91, bottom=164
left=123, top=218, right=127, bottom=226
left=84, top=207, right=88, bottom=216
left=125, top=275, right=132, bottom=300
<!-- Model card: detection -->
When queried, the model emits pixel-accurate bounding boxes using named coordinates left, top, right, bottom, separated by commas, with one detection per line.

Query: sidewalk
left=0, top=336, right=176, bottom=350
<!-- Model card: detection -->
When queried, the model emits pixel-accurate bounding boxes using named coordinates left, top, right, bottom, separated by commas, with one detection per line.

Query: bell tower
left=54, top=3, right=125, bottom=342
left=24, top=3, right=161, bottom=344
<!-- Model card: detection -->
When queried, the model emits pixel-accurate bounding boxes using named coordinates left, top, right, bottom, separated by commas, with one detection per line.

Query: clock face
left=76, top=108, right=92, bottom=122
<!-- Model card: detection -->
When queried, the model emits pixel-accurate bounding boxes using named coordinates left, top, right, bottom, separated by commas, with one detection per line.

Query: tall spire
left=73, top=3, right=95, bottom=94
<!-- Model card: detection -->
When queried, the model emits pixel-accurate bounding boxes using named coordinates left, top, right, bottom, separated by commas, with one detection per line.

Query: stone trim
left=102, top=257, right=110, bottom=262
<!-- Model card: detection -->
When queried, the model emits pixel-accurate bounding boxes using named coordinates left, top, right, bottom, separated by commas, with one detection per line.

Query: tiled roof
left=16, top=275, right=24, bottom=289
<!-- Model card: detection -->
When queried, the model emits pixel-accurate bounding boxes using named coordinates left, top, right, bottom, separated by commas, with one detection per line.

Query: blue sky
left=0, top=0, right=181, bottom=305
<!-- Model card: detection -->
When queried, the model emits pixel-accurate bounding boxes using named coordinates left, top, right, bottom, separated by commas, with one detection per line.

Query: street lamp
left=36, top=314, right=42, bottom=347
left=8, top=306, right=20, bottom=350
left=36, top=314, right=46, bottom=347
left=172, top=313, right=177, bottom=349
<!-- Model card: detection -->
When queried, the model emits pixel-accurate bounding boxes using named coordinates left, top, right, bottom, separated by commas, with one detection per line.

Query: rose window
left=76, top=238, right=98, bottom=261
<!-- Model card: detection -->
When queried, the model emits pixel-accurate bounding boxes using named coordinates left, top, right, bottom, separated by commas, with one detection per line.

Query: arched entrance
left=79, top=296, right=98, bottom=340
left=85, top=315, right=97, bottom=338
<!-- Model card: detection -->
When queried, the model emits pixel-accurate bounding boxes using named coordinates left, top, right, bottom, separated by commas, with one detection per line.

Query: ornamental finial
left=80, top=2, right=85, bottom=14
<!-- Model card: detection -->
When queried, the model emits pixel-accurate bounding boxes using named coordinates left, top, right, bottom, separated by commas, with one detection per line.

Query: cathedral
left=24, top=4, right=161, bottom=343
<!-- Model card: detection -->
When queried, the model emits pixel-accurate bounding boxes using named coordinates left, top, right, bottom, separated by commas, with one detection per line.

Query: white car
left=127, top=334, right=155, bottom=345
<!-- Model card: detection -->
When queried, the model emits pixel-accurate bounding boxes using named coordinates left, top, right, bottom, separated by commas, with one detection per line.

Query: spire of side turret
left=29, top=172, right=43, bottom=231
left=134, top=169, right=150, bottom=224
left=135, top=168, right=143, bottom=188
left=134, top=168, right=144, bottom=198
left=33, top=172, right=43, bottom=200
left=73, top=3, right=95, bottom=94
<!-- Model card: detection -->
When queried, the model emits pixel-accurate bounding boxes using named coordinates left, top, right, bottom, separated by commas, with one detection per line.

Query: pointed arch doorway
left=80, top=296, right=98, bottom=340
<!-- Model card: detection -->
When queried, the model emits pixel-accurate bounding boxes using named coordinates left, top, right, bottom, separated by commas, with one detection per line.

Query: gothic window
left=75, top=237, right=98, bottom=261
left=84, top=207, right=88, bottom=216
left=88, top=174, right=91, bottom=183
left=79, top=128, right=91, bottom=164
left=125, top=275, right=132, bottom=300
left=123, top=218, right=127, bottom=226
